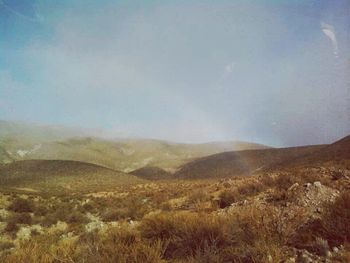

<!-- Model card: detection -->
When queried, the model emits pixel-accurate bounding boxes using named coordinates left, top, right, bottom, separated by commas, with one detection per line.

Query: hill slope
left=270, top=135, right=350, bottom=170
left=0, top=120, right=270, bottom=172
left=175, top=145, right=325, bottom=179
left=0, top=160, right=143, bottom=193
left=129, top=166, right=172, bottom=180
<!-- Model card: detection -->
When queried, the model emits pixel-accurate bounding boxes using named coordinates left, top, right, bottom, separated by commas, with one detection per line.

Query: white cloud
left=321, top=22, right=339, bottom=58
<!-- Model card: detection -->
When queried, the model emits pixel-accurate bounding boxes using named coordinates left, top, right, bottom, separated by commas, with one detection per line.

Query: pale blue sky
left=0, top=0, right=349, bottom=146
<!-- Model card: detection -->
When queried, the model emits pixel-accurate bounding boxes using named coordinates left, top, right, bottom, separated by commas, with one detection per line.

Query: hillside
left=270, top=135, right=350, bottom=170
left=175, top=145, right=325, bottom=179
left=0, top=160, right=143, bottom=193
left=0, top=120, right=269, bottom=172
left=129, top=166, right=172, bottom=180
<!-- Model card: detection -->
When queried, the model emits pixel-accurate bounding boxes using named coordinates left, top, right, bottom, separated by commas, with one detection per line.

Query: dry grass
left=0, top=171, right=349, bottom=262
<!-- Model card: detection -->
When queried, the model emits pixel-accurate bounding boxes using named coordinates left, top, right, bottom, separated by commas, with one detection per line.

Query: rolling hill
left=0, top=120, right=269, bottom=172
left=129, top=166, right=172, bottom=180
left=0, top=160, right=144, bottom=193
left=269, top=135, right=350, bottom=170
left=174, top=145, right=325, bottom=179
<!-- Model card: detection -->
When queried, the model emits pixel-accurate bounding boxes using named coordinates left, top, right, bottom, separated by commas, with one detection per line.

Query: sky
left=0, top=0, right=349, bottom=146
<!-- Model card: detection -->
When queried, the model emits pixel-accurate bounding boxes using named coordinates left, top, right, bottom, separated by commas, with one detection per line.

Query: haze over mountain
left=0, top=120, right=269, bottom=172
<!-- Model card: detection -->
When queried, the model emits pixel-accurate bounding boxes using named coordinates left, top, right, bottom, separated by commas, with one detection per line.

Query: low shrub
left=33, top=205, right=48, bottom=216
left=290, top=191, right=350, bottom=249
left=9, top=213, right=32, bottom=225
left=4, top=221, right=19, bottom=234
left=8, top=198, right=34, bottom=213
left=188, top=189, right=210, bottom=203
left=321, top=191, right=350, bottom=246
left=218, top=189, right=238, bottom=208
left=66, top=211, right=88, bottom=224
left=218, top=182, right=265, bottom=209
left=101, top=208, right=129, bottom=222
left=1, top=229, right=166, bottom=263
left=139, top=212, right=232, bottom=259
left=0, top=241, right=14, bottom=251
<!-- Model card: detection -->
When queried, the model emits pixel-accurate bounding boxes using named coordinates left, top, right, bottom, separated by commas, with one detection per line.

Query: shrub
left=218, top=189, right=238, bottom=208
left=41, top=213, right=58, bottom=227
left=4, top=221, right=19, bottom=234
left=321, top=191, right=350, bottom=246
left=8, top=198, right=34, bottom=213
left=290, top=192, right=350, bottom=249
left=101, top=208, right=128, bottom=222
left=81, top=202, right=95, bottom=212
left=272, top=174, right=296, bottom=190
left=218, top=182, right=265, bottom=209
left=0, top=229, right=165, bottom=263
left=237, top=182, right=265, bottom=196
left=34, top=205, right=48, bottom=216
left=66, top=211, right=88, bottom=224
left=0, top=241, right=14, bottom=251
left=139, top=212, right=231, bottom=259
left=267, top=188, right=290, bottom=204
left=10, top=213, right=32, bottom=225
left=188, top=189, right=209, bottom=203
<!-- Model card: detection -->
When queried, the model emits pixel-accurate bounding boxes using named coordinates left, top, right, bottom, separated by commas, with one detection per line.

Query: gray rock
left=314, top=181, right=322, bottom=188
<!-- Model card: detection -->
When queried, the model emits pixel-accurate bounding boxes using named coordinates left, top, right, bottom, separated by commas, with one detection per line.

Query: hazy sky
left=0, top=0, right=349, bottom=146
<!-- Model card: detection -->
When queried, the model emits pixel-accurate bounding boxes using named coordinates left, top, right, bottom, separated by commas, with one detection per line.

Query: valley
left=0, top=121, right=349, bottom=262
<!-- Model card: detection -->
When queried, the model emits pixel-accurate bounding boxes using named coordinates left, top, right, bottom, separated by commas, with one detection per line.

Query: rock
left=333, top=247, right=339, bottom=253
left=297, top=250, right=315, bottom=263
left=313, top=181, right=322, bottom=188
left=304, top=183, right=311, bottom=188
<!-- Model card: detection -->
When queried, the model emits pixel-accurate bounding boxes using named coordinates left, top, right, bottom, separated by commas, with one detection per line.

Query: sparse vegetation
left=8, top=198, right=34, bottom=213
left=0, top=133, right=349, bottom=262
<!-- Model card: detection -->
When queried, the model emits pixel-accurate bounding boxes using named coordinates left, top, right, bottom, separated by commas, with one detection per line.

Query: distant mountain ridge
left=0, top=120, right=269, bottom=172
